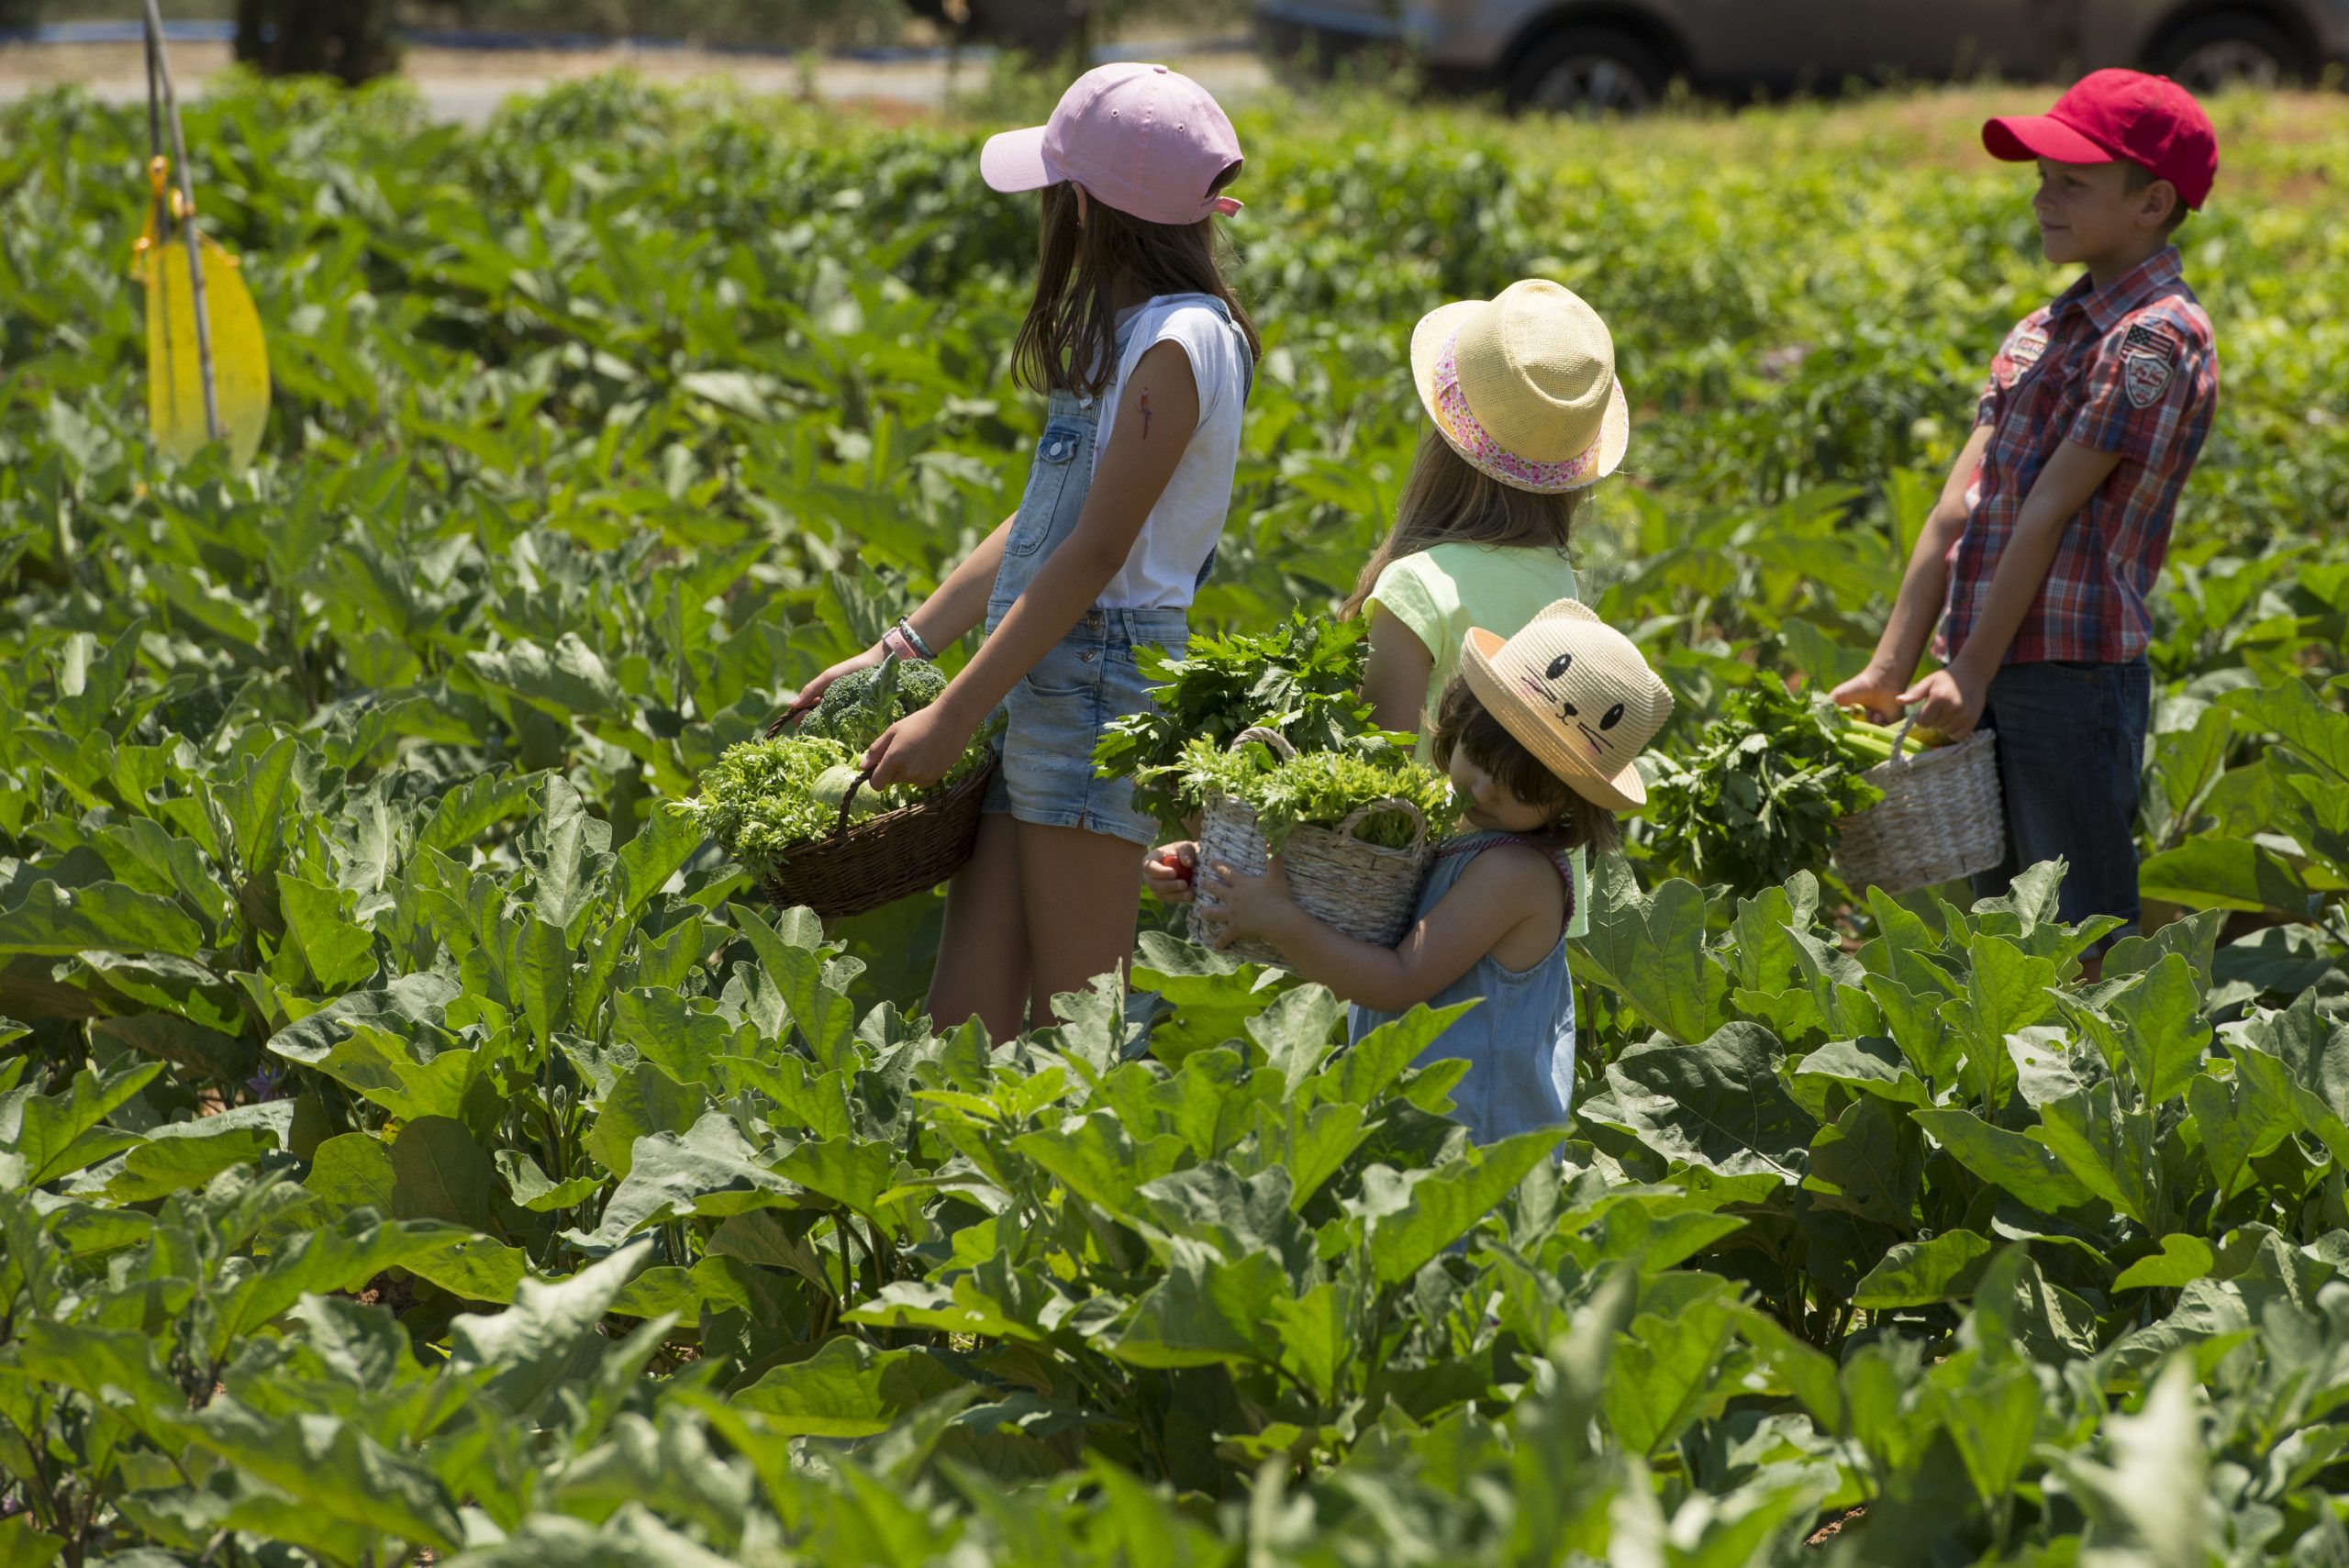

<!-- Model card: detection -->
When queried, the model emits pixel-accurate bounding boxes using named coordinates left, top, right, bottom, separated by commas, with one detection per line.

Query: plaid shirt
left=1937, top=246, right=2219, bottom=666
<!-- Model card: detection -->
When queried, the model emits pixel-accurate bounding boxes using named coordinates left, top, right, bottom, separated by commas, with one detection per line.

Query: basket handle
left=1335, top=796, right=1427, bottom=851
left=1229, top=726, right=1297, bottom=761
left=831, top=770, right=875, bottom=838
left=1888, top=715, right=1919, bottom=765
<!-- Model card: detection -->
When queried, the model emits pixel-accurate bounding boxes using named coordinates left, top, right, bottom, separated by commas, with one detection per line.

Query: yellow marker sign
left=132, top=157, right=270, bottom=467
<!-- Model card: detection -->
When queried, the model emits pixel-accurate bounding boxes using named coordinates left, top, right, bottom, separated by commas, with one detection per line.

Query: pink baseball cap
left=1983, top=69, right=2219, bottom=210
left=980, top=62, right=1244, bottom=228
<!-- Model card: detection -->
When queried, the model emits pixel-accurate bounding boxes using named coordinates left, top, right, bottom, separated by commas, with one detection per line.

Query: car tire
left=2149, top=10, right=2306, bottom=91
left=1507, top=26, right=1669, bottom=116
left=919, top=0, right=1085, bottom=57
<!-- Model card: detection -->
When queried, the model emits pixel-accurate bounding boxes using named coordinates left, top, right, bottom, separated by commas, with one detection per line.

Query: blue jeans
left=1970, top=657, right=2151, bottom=943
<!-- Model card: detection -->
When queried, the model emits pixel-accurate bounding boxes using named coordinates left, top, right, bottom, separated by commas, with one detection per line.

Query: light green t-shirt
left=1366, top=541, right=1589, bottom=940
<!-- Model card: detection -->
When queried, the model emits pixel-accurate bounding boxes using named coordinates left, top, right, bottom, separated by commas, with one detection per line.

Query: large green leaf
left=389, top=1115, right=499, bottom=1233
left=1930, top=1358, right=2042, bottom=1508
left=1130, top=931, right=1287, bottom=1063
left=1362, top=1128, right=1565, bottom=1284
left=1912, top=1107, right=2096, bottom=1215
left=2032, top=1083, right=2158, bottom=1226
left=1108, top=1237, right=1289, bottom=1369
left=1602, top=1288, right=1742, bottom=1458
left=2137, top=836, right=2325, bottom=916
left=106, top=1115, right=285, bottom=1204
left=576, top=1114, right=797, bottom=1247
left=2093, top=952, right=2209, bottom=1106
left=446, top=1239, right=653, bottom=1416
left=1570, top=862, right=1730, bottom=1044
left=0, top=879, right=206, bottom=959
left=1012, top=1113, right=1190, bottom=1219
left=730, top=1336, right=967, bottom=1437
left=1583, top=1024, right=1812, bottom=1183
left=0, top=1060, right=163, bottom=1190
left=1802, top=1095, right=1923, bottom=1228
left=274, top=871, right=380, bottom=992
left=1853, top=1230, right=1996, bottom=1308
left=177, top=1396, right=462, bottom=1552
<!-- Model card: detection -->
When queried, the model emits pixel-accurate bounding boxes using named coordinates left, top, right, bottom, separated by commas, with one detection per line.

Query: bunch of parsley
left=1093, top=613, right=1390, bottom=833
left=1170, top=735, right=1455, bottom=851
left=1643, top=673, right=1885, bottom=897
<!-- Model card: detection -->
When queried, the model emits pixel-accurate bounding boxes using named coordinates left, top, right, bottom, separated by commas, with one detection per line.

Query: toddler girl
left=1199, top=601, right=1669, bottom=1142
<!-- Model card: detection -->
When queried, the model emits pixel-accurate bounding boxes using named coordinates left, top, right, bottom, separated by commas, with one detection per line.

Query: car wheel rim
left=2172, top=39, right=2284, bottom=89
left=1530, top=55, right=1653, bottom=115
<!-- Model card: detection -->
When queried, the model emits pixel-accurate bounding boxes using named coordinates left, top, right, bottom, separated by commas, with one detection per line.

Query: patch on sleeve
left=2008, top=328, right=2048, bottom=369
left=2120, top=320, right=2182, bottom=408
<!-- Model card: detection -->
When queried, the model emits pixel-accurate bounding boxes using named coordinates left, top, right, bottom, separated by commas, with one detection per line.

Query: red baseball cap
left=1983, top=69, right=2219, bottom=210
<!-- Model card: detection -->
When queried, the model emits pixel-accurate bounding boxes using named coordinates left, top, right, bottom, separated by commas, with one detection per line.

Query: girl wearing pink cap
left=789, top=64, right=1259, bottom=1040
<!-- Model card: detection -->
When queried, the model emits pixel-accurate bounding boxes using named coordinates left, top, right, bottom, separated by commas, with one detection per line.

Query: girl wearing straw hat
left=1149, top=280, right=1625, bottom=949
left=1199, top=601, right=1670, bottom=1144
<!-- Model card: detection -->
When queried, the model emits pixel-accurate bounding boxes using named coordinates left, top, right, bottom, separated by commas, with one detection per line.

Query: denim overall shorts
left=982, top=294, right=1252, bottom=847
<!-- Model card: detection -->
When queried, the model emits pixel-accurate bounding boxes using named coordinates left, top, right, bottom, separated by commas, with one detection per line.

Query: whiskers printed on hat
left=1531, top=650, right=1629, bottom=757
left=1463, top=598, right=1671, bottom=812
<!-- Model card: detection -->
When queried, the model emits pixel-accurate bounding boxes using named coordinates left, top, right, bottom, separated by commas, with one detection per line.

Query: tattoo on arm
left=1139, top=388, right=1152, bottom=440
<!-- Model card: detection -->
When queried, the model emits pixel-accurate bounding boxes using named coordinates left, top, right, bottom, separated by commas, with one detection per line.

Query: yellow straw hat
left=1460, top=599, right=1672, bottom=810
left=1411, top=279, right=1631, bottom=495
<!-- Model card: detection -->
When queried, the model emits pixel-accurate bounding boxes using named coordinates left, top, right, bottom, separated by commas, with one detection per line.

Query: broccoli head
left=806, top=655, right=949, bottom=750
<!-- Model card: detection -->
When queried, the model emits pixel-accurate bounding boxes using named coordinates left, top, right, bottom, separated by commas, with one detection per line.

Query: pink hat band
left=1428, top=330, right=1610, bottom=493
left=980, top=62, right=1244, bottom=228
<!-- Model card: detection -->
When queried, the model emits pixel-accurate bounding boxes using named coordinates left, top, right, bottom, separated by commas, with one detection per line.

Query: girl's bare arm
left=787, top=517, right=1011, bottom=717
left=865, top=343, right=1199, bottom=786
left=1363, top=606, right=1435, bottom=735
left=1200, top=846, right=1560, bottom=1014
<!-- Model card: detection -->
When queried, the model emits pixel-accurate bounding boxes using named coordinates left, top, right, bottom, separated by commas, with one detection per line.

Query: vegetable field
left=5, top=71, right=2349, bottom=1566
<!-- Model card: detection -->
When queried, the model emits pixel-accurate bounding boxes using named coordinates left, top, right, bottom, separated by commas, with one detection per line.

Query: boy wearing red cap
left=1834, top=70, right=2220, bottom=968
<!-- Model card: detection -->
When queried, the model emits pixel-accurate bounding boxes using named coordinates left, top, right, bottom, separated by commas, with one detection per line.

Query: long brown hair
left=1011, top=174, right=1260, bottom=398
left=1342, top=428, right=1584, bottom=618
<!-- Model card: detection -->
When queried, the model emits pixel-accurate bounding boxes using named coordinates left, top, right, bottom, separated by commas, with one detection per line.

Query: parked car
left=1256, top=0, right=2349, bottom=112
left=902, top=0, right=1087, bottom=58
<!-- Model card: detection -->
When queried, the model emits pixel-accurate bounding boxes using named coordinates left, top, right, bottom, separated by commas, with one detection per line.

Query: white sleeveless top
left=1092, top=294, right=1252, bottom=610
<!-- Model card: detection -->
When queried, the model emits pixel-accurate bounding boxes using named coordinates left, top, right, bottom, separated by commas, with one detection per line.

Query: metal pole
left=142, top=0, right=222, bottom=446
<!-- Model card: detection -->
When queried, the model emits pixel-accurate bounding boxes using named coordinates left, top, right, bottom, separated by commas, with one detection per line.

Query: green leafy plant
left=1169, top=734, right=1455, bottom=850
left=1094, top=613, right=1389, bottom=832
left=1643, top=673, right=1887, bottom=896
left=6, top=71, right=2349, bottom=1568
left=671, top=731, right=859, bottom=868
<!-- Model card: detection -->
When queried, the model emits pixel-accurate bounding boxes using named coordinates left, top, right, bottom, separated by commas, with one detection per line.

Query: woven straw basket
left=757, top=711, right=995, bottom=920
left=1188, top=728, right=1436, bottom=966
left=1835, top=720, right=2006, bottom=896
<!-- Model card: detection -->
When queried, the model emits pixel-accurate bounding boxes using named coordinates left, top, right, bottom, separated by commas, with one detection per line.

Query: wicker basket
left=1187, top=728, right=1436, bottom=966
left=757, top=712, right=995, bottom=920
left=1836, top=720, right=2007, bottom=897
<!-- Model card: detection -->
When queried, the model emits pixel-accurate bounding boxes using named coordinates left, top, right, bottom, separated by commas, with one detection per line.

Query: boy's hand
left=1196, top=857, right=1297, bottom=947
left=1143, top=840, right=1199, bottom=905
left=1901, top=668, right=1985, bottom=740
left=1829, top=666, right=1909, bottom=725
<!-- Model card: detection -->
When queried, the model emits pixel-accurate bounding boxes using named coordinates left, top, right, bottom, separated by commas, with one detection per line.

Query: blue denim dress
left=1346, top=833, right=1578, bottom=1144
left=982, top=295, right=1251, bottom=847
